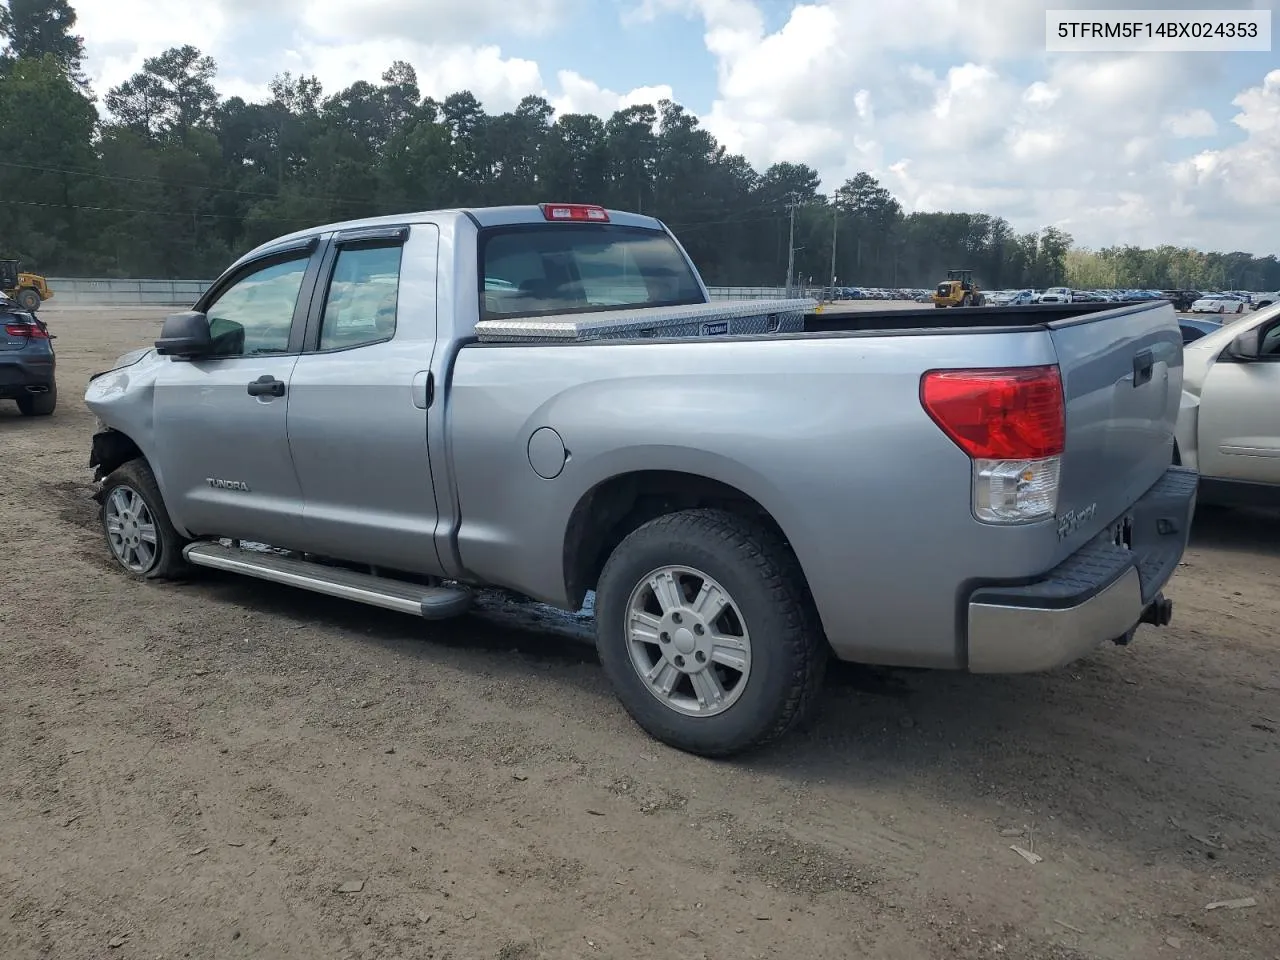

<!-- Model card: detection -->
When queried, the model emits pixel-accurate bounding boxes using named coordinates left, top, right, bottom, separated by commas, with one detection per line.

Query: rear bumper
left=0, top=357, right=55, bottom=399
left=966, top=465, right=1198, bottom=673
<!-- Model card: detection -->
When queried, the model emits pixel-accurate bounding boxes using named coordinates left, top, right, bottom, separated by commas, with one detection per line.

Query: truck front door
left=284, top=223, right=445, bottom=575
left=153, top=244, right=321, bottom=545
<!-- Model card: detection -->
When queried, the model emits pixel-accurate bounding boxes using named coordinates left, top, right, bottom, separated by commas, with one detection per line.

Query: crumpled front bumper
left=966, top=466, right=1198, bottom=674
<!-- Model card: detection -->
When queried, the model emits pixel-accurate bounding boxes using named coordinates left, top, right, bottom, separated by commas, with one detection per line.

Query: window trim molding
left=300, top=228, right=410, bottom=355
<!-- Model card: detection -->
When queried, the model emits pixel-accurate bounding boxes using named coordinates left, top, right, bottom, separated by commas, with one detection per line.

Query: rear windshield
left=478, top=223, right=705, bottom=320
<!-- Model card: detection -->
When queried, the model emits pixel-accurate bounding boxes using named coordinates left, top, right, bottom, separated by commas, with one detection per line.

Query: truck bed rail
left=474, top=298, right=817, bottom=343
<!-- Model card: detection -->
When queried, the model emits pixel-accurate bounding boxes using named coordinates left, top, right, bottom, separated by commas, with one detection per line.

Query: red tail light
left=4, top=322, right=48, bottom=339
left=539, top=202, right=609, bottom=222
left=921, top=365, right=1065, bottom=460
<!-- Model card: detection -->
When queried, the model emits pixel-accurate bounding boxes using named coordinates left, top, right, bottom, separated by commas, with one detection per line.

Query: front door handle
left=247, top=375, right=286, bottom=398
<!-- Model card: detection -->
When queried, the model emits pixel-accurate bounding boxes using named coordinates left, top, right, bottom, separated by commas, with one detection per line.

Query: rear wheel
left=99, top=459, right=190, bottom=580
left=594, top=508, right=827, bottom=757
left=16, top=288, right=40, bottom=312
left=16, top=383, right=56, bottom=416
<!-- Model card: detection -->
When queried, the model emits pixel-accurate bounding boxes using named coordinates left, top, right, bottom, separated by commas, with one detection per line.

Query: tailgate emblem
left=1056, top=502, right=1097, bottom=540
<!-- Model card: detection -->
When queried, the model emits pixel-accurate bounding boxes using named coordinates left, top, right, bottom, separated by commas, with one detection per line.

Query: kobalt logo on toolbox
left=1045, top=9, right=1272, bottom=52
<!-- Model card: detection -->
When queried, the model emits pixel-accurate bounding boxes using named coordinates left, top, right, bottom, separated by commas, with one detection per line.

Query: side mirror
left=155, top=311, right=212, bottom=358
left=1222, top=327, right=1263, bottom=363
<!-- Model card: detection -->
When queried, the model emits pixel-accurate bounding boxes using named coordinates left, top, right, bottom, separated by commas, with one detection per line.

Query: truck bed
left=473, top=299, right=1158, bottom=344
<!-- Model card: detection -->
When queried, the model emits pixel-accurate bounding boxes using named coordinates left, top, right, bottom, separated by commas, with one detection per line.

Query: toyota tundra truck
left=84, top=203, right=1197, bottom=757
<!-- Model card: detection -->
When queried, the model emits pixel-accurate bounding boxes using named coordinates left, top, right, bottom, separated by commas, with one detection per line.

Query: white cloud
left=295, top=0, right=568, bottom=43
left=1164, top=109, right=1218, bottom=138
left=671, top=0, right=1278, bottom=252
left=77, top=0, right=654, bottom=119
left=75, top=0, right=230, bottom=94
left=550, top=71, right=674, bottom=119
left=288, top=39, right=545, bottom=112
left=1171, top=70, right=1280, bottom=212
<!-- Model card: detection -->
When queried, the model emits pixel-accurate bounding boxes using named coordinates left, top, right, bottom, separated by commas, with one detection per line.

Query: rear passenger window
left=318, top=244, right=403, bottom=351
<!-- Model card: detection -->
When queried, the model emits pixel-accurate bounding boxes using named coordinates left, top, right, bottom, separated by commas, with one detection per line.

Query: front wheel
left=594, top=508, right=827, bottom=757
left=99, top=459, right=190, bottom=580
left=16, top=288, right=40, bottom=312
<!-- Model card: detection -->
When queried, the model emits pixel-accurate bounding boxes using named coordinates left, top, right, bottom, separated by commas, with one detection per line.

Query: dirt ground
left=2, top=306, right=1277, bottom=960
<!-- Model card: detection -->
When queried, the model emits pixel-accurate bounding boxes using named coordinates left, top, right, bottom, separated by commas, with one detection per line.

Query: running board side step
left=182, top=542, right=473, bottom=620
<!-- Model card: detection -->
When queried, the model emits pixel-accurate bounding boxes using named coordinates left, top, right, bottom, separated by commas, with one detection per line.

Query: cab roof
left=235, top=204, right=668, bottom=270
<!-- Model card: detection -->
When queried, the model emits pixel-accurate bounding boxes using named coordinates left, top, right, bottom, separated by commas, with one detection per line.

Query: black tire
left=16, top=383, right=56, bottom=416
left=16, top=288, right=40, bottom=312
left=594, top=508, right=827, bottom=757
left=99, top=458, right=190, bottom=580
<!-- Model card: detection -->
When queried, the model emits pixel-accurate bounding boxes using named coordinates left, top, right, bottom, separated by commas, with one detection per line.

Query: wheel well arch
left=90, top=428, right=145, bottom=483
left=562, top=470, right=798, bottom=609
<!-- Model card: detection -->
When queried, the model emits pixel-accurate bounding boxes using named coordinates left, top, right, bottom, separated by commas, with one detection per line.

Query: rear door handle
left=1133, top=349, right=1154, bottom=387
left=247, top=374, right=286, bottom=398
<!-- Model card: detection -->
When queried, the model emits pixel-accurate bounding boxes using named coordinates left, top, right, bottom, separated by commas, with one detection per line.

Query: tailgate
left=1047, top=301, right=1182, bottom=557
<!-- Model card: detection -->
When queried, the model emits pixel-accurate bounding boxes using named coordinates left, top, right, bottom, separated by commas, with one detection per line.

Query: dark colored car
left=1178, top=316, right=1221, bottom=345
left=0, top=295, right=57, bottom=416
left=1161, top=290, right=1202, bottom=312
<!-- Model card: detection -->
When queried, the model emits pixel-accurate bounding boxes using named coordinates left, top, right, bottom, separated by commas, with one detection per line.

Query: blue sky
left=76, top=0, right=1280, bottom=254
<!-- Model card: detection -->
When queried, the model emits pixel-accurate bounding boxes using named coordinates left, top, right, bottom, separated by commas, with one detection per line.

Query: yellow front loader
left=931, top=268, right=984, bottom=308
left=1, top=259, right=54, bottom=312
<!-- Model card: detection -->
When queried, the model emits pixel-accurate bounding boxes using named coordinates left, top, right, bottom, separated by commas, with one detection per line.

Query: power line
left=0, top=158, right=384, bottom=209
left=0, top=196, right=320, bottom=225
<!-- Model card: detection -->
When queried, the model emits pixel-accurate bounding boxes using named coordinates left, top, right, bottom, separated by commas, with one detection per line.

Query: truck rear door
left=1046, top=301, right=1182, bottom=558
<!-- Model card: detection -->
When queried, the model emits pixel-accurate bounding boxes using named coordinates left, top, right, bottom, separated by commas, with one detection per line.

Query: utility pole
left=784, top=195, right=798, bottom=297
left=829, top=198, right=839, bottom=296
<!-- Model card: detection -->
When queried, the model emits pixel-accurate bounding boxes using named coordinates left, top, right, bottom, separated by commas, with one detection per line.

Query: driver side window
left=1262, top=322, right=1280, bottom=358
left=203, top=257, right=310, bottom=357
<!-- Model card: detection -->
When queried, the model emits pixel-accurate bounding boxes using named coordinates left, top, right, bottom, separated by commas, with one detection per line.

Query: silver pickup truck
left=85, top=203, right=1198, bottom=757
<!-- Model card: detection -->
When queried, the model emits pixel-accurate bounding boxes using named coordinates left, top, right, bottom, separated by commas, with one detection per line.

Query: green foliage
left=1, top=19, right=1278, bottom=289
left=0, top=0, right=86, bottom=84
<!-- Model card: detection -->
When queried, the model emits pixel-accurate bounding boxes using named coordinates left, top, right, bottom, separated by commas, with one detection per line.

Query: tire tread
left=100, top=459, right=190, bottom=580
left=596, top=507, right=827, bottom=756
